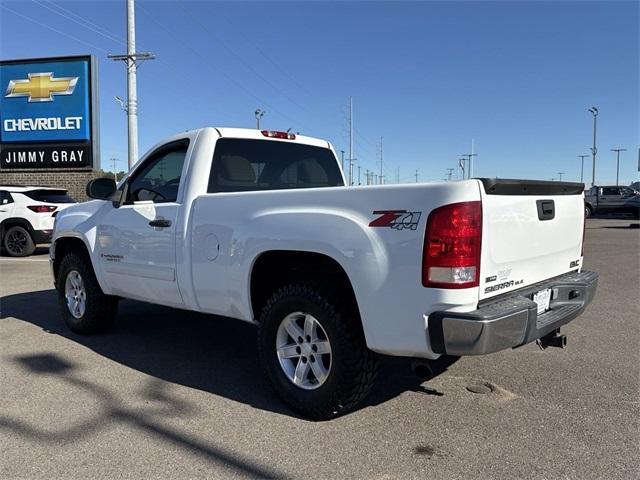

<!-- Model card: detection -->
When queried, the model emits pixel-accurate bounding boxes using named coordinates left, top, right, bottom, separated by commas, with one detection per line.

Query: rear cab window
left=207, top=139, right=344, bottom=193
left=23, top=189, right=75, bottom=203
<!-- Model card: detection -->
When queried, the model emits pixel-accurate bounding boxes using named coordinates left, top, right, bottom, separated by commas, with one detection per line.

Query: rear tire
left=584, top=204, right=593, bottom=218
left=56, top=252, right=118, bottom=334
left=3, top=225, right=35, bottom=257
left=258, top=283, right=378, bottom=420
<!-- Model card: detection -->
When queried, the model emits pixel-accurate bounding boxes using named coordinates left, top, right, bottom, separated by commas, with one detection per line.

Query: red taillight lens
left=422, top=201, right=482, bottom=288
left=27, top=205, right=57, bottom=213
left=261, top=130, right=296, bottom=140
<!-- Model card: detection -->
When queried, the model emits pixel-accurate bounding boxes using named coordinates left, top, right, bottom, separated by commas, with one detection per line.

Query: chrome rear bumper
left=428, top=271, right=598, bottom=356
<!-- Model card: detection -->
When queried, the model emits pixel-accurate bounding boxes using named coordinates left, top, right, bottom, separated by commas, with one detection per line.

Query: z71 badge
left=369, top=210, right=421, bottom=230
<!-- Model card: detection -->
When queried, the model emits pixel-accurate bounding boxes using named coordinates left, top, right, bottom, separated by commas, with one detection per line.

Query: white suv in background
left=0, top=185, right=76, bottom=257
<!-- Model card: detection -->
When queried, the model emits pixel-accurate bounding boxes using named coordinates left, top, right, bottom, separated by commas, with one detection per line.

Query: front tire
left=3, top=225, right=35, bottom=257
left=56, top=252, right=118, bottom=334
left=258, top=283, right=378, bottom=420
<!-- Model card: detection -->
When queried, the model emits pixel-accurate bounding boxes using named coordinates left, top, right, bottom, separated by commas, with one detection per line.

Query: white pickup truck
left=50, top=128, right=598, bottom=419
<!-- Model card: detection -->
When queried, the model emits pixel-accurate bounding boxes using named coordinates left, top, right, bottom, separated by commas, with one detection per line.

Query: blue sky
left=1, top=0, right=638, bottom=184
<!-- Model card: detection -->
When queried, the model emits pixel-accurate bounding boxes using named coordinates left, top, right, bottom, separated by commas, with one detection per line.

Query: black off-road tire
left=3, top=225, right=35, bottom=257
left=56, top=252, right=118, bottom=334
left=258, top=283, right=378, bottom=420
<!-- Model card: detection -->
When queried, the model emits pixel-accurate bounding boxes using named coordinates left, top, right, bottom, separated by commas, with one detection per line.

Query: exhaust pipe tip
left=411, top=360, right=433, bottom=380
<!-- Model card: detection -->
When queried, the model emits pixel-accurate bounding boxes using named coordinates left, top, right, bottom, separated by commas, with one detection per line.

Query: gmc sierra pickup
left=50, top=127, right=598, bottom=419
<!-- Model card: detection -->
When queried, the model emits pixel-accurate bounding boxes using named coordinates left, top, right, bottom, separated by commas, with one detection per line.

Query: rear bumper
left=32, top=229, right=53, bottom=244
left=428, top=270, right=598, bottom=356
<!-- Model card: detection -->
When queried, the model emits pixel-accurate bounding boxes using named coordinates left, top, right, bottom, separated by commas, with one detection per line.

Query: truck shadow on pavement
left=1, top=288, right=458, bottom=418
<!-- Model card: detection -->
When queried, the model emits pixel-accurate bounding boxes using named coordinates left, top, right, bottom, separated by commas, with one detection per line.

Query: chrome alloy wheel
left=64, top=270, right=86, bottom=319
left=276, top=312, right=332, bottom=390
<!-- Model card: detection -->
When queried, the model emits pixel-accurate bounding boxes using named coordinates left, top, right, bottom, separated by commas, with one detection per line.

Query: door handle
left=149, top=218, right=172, bottom=228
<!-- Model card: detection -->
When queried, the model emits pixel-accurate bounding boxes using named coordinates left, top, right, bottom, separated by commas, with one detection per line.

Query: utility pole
left=414, top=169, right=418, bottom=183
left=348, top=97, right=354, bottom=186
left=379, top=136, right=383, bottom=184
left=110, top=157, right=120, bottom=182
left=255, top=108, right=265, bottom=129
left=358, top=165, right=361, bottom=186
left=577, top=154, right=589, bottom=183
left=558, top=172, right=565, bottom=181
left=611, top=148, right=627, bottom=186
left=446, top=168, right=454, bottom=181
left=470, top=138, right=475, bottom=177
left=108, top=0, right=155, bottom=169
left=460, top=153, right=477, bottom=179
left=588, top=107, right=598, bottom=186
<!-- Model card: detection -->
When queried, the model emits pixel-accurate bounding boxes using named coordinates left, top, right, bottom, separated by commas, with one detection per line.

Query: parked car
left=0, top=185, right=76, bottom=257
left=584, top=185, right=640, bottom=217
left=50, top=128, right=598, bottom=419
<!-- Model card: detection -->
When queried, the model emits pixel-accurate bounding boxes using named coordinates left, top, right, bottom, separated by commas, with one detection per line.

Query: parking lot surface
left=1, top=218, right=638, bottom=479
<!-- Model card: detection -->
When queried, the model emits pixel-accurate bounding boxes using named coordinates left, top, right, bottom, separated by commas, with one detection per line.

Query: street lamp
left=254, top=109, right=265, bottom=129
left=611, top=148, right=627, bottom=186
left=558, top=172, right=565, bottom=181
left=588, top=107, right=598, bottom=186
left=578, top=154, right=589, bottom=183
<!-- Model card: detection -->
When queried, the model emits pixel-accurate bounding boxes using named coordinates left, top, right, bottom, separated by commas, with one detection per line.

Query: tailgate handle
left=536, top=200, right=555, bottom=220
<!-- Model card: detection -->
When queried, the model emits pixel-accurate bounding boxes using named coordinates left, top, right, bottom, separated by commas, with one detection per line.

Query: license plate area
left=532, top=288, right=552, bottom=315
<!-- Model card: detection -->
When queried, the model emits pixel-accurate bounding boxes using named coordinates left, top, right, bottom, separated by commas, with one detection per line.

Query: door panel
left=97, top=202, right=182, bottom=306
left=95, top=138, right=190, bottom=307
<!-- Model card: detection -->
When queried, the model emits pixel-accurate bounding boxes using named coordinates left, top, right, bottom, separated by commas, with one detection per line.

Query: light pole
left=255, top=109, right=265, bottom=129
left=588, top=107, right=598, bottom=186
left=557, top=172, right=565, bottom=181
left=578, top=154, right=589, bottom=183
left=611, top=148, right=627, bottom=186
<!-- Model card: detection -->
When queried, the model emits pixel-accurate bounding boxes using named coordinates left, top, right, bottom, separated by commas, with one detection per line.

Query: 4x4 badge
left=369, top=210, right=421, bottom=230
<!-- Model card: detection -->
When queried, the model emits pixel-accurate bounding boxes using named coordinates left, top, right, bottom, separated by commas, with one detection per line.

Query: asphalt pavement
left=1, top=218, right=638, bottom=479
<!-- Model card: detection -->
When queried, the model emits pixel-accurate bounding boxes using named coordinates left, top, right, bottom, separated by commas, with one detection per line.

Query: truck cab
left=585, top=185, right=640, bottom=217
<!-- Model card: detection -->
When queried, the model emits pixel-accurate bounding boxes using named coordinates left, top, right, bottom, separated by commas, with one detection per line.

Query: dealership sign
left=0, top=55, right=98, bottom=169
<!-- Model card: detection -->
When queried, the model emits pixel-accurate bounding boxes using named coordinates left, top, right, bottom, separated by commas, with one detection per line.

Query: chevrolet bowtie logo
left=5, top=72, right=78, bottom=102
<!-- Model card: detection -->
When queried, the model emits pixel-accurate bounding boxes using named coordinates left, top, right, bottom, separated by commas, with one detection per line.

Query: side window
left=207, top=139, right=343, bottom=193
left=0, top=191, right=14, bottom=205
left=602, top=187, right=619, bottom=196
left=126, top=139, right=189, bottom=204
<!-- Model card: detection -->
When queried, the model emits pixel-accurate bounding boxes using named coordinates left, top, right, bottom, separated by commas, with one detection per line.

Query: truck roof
left=0, top=185, right=64, bottom=192
left=212, top=127, right=332, bottom=149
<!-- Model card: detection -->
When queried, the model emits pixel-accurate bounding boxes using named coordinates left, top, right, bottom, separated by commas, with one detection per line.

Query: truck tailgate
left=478, top=179, right=585, bottom=301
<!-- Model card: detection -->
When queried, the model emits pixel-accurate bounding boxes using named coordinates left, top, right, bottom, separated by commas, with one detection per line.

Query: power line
left=32, top=0, right=127, bottom=47
left=181, top=7, right=314, bottom=116
left=2, top=5, right=110, bottom=53
left=135, top=2, right=303, bottom=128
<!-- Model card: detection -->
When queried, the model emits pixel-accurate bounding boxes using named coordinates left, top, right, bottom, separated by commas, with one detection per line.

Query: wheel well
left=52, top=237, right=90, bottom=281
left=0, top=218, right=34, bottom=240
left=250, top=250, right=360, bottom=321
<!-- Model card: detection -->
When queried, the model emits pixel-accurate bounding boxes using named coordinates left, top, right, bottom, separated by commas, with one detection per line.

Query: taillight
left=422, top=201, right=482, bottom=289
left=261, top=130, right=296, bottom=140
left=27, top=205, right=57, bottom=213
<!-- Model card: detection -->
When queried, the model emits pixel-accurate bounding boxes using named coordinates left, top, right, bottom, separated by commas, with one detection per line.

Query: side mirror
left=86, top=177, right=117, bottom=200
